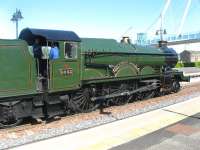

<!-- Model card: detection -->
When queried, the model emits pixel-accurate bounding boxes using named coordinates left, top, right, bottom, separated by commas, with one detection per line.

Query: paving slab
left=111, top=113, right=200, bottom=150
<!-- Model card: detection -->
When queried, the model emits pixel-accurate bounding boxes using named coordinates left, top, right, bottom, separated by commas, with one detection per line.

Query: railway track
left=0, top=124, right=32, bottom=133
left=1, top=79, right=200, bottom=150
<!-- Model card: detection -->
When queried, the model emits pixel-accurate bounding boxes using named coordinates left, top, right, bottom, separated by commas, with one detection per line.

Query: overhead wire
left=144, top=15, right=160, bottom=33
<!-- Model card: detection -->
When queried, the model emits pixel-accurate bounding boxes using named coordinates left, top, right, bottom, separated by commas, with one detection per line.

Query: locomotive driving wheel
left=0, top=106, right=23, bottom=129
left=0, top=118, right=23, bottom=129
left=112, top=83, right=131, bottom=106
left=171, top=80, right=180, bottom=93
left=70, top=88, right=99, bottom=113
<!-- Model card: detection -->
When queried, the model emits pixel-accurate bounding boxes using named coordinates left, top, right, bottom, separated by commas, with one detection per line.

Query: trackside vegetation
left=175, top=61, right=200, bottom=68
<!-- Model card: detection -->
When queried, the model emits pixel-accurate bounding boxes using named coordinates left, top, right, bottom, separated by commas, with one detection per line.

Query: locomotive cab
left=19, top=28, right=81, bottom=92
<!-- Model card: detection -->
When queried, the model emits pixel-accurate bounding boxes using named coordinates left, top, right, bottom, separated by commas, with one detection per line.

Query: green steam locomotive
left=0, top=28, right=188, bottom=128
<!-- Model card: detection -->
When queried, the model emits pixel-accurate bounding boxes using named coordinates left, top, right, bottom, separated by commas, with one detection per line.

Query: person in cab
left=49, top=42, right=59, bottom=60
left=33, top=38, right=43, bottom=76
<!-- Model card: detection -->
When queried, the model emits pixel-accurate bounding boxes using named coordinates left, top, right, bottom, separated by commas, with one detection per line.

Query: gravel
left=1, top=83, right=200, bottom=150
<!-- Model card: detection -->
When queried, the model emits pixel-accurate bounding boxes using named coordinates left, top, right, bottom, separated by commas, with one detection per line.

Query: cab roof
left=19, top=28, right=81, bottom=45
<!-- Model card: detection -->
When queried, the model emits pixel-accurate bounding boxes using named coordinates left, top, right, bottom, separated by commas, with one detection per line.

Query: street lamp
left=156, top=28, right=167, bottom=41
left=155, top=14, right=167, bottom=41
left=155, top=14, right=168, bottom=47
left=11, top=9, right=23, bottom=39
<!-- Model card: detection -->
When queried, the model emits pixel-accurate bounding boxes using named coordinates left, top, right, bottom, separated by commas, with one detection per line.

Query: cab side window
left=64, top=42, right=78, bottom=59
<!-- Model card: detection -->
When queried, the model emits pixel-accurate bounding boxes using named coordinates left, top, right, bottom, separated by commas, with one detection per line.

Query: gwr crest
left=59, top=64, right=73, bottom=76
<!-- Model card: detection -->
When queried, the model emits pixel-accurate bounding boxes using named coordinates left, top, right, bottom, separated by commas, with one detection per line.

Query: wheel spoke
left=70, top=88, right=99, bottom=113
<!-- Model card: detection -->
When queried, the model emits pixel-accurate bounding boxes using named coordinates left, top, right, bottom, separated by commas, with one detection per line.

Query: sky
left=0, top=0, right=200, bottom=40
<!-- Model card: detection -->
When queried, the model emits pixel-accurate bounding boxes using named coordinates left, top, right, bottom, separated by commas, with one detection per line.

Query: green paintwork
left=0, top=35, right=180, bottom=99
left=140, top=66, right=156, bottom=75
left=83, top=68, right=105, bottom=80
left=81, top=38, right=164, bottom=54
left=0, top=39, right=82, bottom=96
left=114, top=62, right=138, bottom=77
left=49, top=42, right=81, bottom=92
left=81, top=38, right=166, bottom=81
left=0, top=39, right=36, bottom=98
left=81, top=38, right=135, bottom=52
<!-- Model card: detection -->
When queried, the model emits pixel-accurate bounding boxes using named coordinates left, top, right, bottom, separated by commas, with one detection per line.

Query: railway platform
left=10, top=95, right=200, bottom=150
left=176, top=67, right=200, bottom=77
left=111, top=112, right=200, bottom=150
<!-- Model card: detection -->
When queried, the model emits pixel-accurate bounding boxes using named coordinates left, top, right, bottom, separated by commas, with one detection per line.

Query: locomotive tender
left=0, top=28, right=188, bottom=128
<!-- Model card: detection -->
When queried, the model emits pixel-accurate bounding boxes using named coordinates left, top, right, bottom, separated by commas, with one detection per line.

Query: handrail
left=136, top=31, right=200, bottom=45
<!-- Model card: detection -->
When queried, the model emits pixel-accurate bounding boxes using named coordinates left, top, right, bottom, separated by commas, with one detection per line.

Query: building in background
left=180, top=50, right=200, bottom=62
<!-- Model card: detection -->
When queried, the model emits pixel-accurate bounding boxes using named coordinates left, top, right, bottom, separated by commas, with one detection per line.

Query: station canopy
left=19, top=28, right=81, bottom=45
